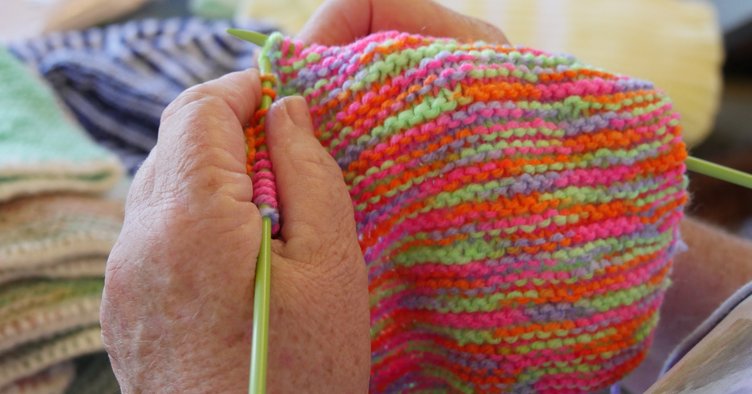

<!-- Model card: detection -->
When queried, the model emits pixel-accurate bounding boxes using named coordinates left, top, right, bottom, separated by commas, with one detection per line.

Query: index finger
left=158, top=69, right=261, bottom=168
left=297, top=0, right=509, bottom=46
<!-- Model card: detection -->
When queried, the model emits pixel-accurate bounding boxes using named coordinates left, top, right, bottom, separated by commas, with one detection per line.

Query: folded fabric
left=8, top=18, right=276, bottom=173
left=0, top=194, right=122, bottom=280
left=0, top=257, right=105, bottom=285
left=0, top=363, right=74, bottom=394
left=0, top=194, right=121, bottom=390
left=0, top=47, right=122, bottom=202
left=0, top=326, right=102, bottom=389
left=0, top=278, right=103, bottom=355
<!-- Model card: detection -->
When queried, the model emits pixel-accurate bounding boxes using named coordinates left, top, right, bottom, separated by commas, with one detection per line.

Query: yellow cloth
left=238, top=0, right=722, bottom=146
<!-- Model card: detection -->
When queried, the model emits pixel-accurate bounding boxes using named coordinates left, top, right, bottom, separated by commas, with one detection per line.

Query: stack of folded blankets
left=0, top=46, right=123, bottom=393
left=0, top=17, right=270, bottom=392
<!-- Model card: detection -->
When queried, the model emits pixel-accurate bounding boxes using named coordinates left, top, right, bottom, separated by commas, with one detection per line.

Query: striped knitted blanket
left=254, top=31, right=689, bottom=393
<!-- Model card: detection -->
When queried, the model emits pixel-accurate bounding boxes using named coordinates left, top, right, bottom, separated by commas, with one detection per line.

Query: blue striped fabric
left=8, top=18, right=276, bottom=173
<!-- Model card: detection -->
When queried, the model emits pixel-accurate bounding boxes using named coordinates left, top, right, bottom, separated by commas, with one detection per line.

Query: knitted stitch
left=256, top=32, right=688, bottom=393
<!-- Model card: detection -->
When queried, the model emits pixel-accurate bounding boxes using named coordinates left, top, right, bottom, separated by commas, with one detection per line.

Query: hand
left=100, top=70, right=370, bottom=393
left=298, top=0, right=510, bottom=46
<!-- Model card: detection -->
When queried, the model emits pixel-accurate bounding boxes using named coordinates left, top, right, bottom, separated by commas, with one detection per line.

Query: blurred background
left=0, top=0, right=749, bottom=393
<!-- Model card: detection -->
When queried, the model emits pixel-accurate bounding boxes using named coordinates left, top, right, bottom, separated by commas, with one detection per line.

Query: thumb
left=265, top=96, right=359, bottom=263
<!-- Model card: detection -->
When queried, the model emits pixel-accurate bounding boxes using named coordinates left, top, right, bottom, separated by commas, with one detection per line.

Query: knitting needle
left=685, top=156, right=752, bottom=190
left=229, top=27, right=274, bottom=394
left=250, top=214, right=271, bottom=394
left=228, top=29, right=269, bottom=47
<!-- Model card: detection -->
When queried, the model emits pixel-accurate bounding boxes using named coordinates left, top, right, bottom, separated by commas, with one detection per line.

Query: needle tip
left=227, top=29, right=269, bottom=47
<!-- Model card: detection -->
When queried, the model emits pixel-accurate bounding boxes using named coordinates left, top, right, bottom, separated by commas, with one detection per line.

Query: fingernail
left=280, top=96, right=312, bottom=130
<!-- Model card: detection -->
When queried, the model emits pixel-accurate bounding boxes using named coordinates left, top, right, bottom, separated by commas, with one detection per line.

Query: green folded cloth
left=0, top=48, right=122, bottom=202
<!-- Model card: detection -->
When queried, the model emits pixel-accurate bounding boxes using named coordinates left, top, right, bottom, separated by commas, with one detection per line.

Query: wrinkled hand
left=100, top=70, right=369, bottom=393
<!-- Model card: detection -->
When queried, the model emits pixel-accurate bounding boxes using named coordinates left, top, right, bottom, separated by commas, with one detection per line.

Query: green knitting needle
left=228, top=29, right=270, bottom=49
left=230, top=27, right=275, bottom=394
left=228, top=28, right=752, bottom=394
left=685, top=156, right=752, bottom=190
left=250, top=213, right=271, bottom=394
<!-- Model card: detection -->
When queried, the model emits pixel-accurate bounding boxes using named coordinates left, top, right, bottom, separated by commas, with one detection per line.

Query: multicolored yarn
left=245, top=74, right=280, bottom=230
left=252, top=31, right=688, bottom=392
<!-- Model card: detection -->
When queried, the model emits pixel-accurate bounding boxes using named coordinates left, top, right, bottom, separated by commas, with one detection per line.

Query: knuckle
left=481, top=22, right=508, bottom=43
left=160, top=86, right=222, bottom=126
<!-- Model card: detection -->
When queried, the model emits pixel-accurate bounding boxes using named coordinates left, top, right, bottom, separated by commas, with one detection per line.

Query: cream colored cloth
left=0, top=0, right=149, bottom=42
left=238, top=0, right=722, bottom=146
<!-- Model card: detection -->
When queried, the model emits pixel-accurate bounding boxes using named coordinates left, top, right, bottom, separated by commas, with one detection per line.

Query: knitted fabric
left=0, top=47, right=121, bottom=202
left=8, top=18, right=276, bottom=173
left=0, top=194, right=123, bottom=280
left=0, top=278, right=103, bottom=354
left=0, top=363, right=74, bottom=394
left=0, top=191, right=121, bottom=390
left=256, top=32, right=688, bottom=393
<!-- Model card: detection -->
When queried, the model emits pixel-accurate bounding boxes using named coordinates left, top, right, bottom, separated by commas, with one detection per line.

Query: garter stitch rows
left=253, top=32, right=688, bottom=393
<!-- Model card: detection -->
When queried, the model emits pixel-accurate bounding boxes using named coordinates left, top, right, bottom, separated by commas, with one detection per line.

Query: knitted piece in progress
left=258, top=32, right=688, bottom=393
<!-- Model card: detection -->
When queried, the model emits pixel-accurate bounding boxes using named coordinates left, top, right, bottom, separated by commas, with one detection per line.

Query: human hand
left=298, top=0, right=510, bottom=46
left=100, top=70, right=370, bottom=393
